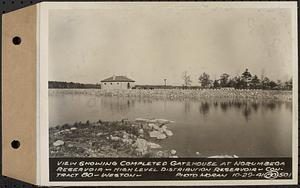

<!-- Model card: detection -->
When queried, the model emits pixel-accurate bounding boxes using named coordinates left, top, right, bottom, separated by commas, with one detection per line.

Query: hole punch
left=12, top=36, right=21, bottom=45
left=11, top=140, right=20, bottom=149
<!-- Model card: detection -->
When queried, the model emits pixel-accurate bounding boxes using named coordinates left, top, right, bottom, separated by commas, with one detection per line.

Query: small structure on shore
left=101, top=75, right=135, bottom=90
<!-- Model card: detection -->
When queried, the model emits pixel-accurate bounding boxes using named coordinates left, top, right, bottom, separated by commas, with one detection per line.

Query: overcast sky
left=48, top=5, right=294, bottom=85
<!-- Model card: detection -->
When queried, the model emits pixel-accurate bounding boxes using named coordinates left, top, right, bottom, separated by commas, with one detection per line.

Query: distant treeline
left=49, top=81, right=101, bottom=89
left=182, top=68, right=292, bottom=90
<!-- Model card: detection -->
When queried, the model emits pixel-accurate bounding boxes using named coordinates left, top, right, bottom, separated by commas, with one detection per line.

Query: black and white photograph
left=47, top=2, right=297, bottom=161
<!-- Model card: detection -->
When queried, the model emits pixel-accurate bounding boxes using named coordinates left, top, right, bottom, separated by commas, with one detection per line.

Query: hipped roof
left=101, top=76, right=135, bottom=82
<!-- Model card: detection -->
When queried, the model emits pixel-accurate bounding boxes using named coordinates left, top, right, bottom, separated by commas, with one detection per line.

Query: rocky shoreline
left=49, top=118, right=179, bottom=158
left=49, top=88, right=292, bottom=102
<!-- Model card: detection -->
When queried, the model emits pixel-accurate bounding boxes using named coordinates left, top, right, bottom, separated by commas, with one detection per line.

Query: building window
left=111, top=83, right=112, bottom=85
left=104, top=83, right=106, bottom=85
left=117, top=82, right=119, bottom=85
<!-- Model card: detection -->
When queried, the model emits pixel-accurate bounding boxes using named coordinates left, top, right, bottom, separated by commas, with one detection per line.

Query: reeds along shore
left=49, top=88, right=292, bottom=102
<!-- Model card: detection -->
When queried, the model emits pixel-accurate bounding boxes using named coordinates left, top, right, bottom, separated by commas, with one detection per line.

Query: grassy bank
left=49, top=88, right=292, bottom=101
left=49, top=118, right=178, bottom=158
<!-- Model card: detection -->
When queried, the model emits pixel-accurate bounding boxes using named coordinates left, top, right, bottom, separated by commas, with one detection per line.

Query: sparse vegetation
left=49, top=119, right=178, bottom=158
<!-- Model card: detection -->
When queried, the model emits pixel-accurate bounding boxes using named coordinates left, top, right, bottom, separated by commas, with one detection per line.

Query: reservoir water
left=49, top=89, right=292, bottom=157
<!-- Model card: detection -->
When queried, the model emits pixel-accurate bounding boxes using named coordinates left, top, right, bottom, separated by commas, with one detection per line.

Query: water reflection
left=242, top=105, right=252, bottom=121
left=234, top=102, right=242, bottom=109
left=184, top=100, right=191, bottom=115
left=251, top=103, right=259, bottom=112
left=199, top=102, right=210, bottom=116
left=195, top=99, right=288, bottom=121
left=220, top=102, right=229, bottom=112
left=285, top=102, right=292, bottom=113
left=264, top=102, right=276, bottom=111
left=100, top=97, right=136, bottom=114
left=86, top=96, right=290, bottom=121
left=49, top=92, right=293, bottom=157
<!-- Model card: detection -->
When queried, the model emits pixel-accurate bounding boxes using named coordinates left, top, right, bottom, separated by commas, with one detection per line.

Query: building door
left=127, top=82, right=130, bottom=89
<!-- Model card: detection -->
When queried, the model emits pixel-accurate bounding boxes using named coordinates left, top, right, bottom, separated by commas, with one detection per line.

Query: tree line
left=182, top=69, right=292, bottom=90
left=49, top=81, right=101, bottom=89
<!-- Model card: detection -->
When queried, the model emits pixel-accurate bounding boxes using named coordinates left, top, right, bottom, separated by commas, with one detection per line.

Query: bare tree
left=182, top=71, right=192, bottom=88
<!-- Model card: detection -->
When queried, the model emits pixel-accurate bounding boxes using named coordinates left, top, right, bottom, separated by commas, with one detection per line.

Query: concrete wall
left=101, top=82, right=134, bottom=90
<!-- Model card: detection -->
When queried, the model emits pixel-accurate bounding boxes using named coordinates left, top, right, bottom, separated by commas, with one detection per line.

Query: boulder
left=133, top=138, right=148, bottom=148
left=154, top=119, right=175, bottom=124
left=170, top=149, right=177, bottom=155
left=157, top=128, right=165, bottom=133
left=149, top=131, right=159, bottom=138
left=164, top=130, right=173, bottom=137
left=148, top=142, right=161, bottom=149
left=54, top=132, right=61, bottom=136
left=110, top=135, right=120, bottom=141
left=155, top=151, right=164, bottom=157
left=70, top=127, right=77, bottom=131
left=96, top=132, right=104, bottom=136
left=161, top=125, right=168, bottom=131
left=122, top=133, right=129, bottom=139
left=61, top=129, right=67, bottom=133
left=157, top=133, right=167, bottom=140
left=138, top=129, right=144, bottom=135
left=149, top=131, right=167, bottom=139
left=132, top=138, right=148, bottom=155
left=53, top=140, right=64, bottom=147
left=148, top=123, right=155, bottom=128
left=122, top=138, right=133, bottom=144
left=135, top=118, right=151, bottom=123
left=148, top=123, right=160, bottom=130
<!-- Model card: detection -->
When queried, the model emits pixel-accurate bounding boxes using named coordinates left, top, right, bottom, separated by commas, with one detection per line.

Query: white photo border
left=38, top=2, right=298, bottom=186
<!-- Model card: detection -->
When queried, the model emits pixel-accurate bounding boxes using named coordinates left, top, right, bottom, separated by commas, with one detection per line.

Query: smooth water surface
left=49, top=89, right=292, bottom=157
